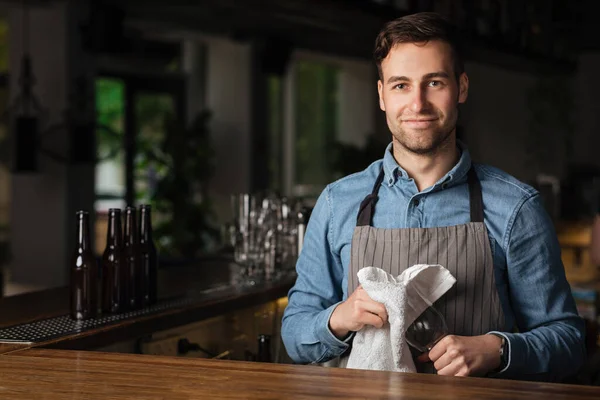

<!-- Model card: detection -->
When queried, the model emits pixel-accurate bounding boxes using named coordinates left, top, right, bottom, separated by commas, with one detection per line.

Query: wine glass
left=405, top=304, right=448, bottom=353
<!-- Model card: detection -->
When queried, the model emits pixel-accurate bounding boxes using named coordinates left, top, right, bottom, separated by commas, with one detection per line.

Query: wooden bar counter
left=0, top=348, right=599, bottom=399
left=0, top=258, right=294, bottom=354
left=2, top=259, right=600, bottom=398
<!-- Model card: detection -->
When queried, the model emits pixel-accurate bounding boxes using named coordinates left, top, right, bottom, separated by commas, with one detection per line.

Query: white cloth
left=345, top=264, right=456, bottom=372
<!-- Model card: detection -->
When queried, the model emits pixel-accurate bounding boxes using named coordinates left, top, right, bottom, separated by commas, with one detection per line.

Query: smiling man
left=281, top=12, right=585, bottom=382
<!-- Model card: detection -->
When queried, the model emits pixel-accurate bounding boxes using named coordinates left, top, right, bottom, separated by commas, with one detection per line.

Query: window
left=295, top=61, right=339, bottom=188
left=93, top=74, right=184, bottom=254
left=94, top=76, right=183, bottom=212
left=278, top=52, right=376, bottom=201
left=284, top=59, right=340, bottom=199
left=134, top=92, right=175, bottom=206
left=95, top=78, right=126, bottom=211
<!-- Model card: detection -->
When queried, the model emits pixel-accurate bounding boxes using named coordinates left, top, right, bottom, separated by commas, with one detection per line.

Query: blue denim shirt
left=282, top=142, right=585, bottom=382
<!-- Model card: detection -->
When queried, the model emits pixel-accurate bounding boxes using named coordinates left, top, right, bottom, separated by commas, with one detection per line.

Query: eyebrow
left=386, top=71, right=450, bottom=84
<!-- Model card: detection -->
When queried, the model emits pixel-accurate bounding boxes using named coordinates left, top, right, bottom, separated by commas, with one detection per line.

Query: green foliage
left=294, top=61, right=338, bottom=185
left=136, top=110, right=219, bottom=258
left=95, top=79, right=124, bottom=160
left=94, top=78, right=218, bottom=258
left=96, top=79, right=125, bottom=127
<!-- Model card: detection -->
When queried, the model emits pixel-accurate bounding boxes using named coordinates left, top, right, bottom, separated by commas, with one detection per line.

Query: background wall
left=2, top=0, right=599, bottom=294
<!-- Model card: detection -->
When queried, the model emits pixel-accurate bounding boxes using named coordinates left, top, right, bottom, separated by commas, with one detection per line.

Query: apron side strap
left=468, top=167, right=484, bottom=223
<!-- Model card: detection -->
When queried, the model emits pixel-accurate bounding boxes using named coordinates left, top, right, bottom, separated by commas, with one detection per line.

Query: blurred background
left=0, top=0, right=599, bottom=300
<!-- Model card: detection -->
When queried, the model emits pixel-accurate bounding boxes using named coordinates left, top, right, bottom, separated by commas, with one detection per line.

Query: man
left=281, top=12, right=585, bottom=382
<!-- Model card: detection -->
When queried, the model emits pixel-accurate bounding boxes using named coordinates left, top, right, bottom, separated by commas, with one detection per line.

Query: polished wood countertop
left=0, top=349, right=598, bottom=399
left=0, top=259, right=294, bottom=354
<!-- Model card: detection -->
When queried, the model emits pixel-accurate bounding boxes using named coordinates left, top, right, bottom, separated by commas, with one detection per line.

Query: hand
left=328, top=285, right=388, bottom=339
left=418, top=334, right=502, bottom=377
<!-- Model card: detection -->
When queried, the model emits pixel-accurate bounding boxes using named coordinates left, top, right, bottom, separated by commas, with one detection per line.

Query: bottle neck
left=76, top=214, right=91, bottom=251
left=139, top=209, right=153, bottom=243
left=106, top=212, right=123, bottom=246
left=124, top=210, right=137, bottom=246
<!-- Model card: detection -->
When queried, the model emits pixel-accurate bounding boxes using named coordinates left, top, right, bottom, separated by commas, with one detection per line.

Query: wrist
left=488, top=333, right=508, bottom=373
left=328, top=306, right=350, bottom=340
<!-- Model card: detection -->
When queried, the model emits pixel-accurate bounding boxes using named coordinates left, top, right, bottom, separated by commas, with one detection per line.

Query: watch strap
left=489, top=333, right=509, bottom=372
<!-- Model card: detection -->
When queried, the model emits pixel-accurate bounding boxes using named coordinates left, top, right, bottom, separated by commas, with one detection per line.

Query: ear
left=458, top=72, right=469, bottom=104
left=377, top=80, right=386, bottom=111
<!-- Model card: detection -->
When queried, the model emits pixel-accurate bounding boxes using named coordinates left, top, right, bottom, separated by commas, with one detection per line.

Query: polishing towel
left=345, top=264, right=456, bottom=372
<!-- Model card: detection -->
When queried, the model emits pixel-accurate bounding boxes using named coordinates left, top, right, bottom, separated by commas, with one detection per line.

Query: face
left=377, top=40, right=469, bottom=155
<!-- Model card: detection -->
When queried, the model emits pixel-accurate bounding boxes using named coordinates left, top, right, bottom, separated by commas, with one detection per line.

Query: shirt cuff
left=314, top=301, right=355, bottom=356
left=486, top=331, right=512, bottom=375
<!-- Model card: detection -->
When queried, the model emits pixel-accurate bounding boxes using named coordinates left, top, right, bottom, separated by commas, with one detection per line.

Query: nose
left=410, top=87, right=428, bottom=113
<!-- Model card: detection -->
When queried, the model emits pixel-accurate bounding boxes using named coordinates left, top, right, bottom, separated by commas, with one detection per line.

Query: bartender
left=281, top=12, right=584, bottom=382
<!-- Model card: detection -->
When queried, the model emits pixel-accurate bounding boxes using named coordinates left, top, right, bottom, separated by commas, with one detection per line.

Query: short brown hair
left=374, top=12, right=464, bottom=81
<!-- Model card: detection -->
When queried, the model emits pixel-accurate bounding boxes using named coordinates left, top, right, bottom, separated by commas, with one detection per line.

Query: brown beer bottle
left=70, top=211, right=98, bottom=320
left=123, top=206, right=141, bottom=310
left=102, top=208, right=124, bottom=314
left=139, top=205, right=158, bottom=307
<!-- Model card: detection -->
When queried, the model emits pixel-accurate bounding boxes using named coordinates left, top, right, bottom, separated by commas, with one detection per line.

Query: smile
left=402, top=118, right=438, bottom=128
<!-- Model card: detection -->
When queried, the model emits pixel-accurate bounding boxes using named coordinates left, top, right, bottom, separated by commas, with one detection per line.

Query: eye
left=429, top=80, right=443, bottom=87
left=393, top=83, right=407, bottom=90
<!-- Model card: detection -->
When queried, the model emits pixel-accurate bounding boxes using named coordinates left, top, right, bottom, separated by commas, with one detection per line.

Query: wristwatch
left=489, top=333, right=509, bottom=372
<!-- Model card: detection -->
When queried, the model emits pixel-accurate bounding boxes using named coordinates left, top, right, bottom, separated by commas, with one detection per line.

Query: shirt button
left=413, top=199, right=420, bottom=207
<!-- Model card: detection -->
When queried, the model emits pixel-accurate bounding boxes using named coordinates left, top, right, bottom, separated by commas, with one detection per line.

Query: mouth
left=402, top=118, right=438, bottom=128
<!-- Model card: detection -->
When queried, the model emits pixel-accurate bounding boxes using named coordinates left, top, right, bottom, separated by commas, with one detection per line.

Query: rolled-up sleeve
left=499, top=193, right=585, bottom=381
left=281, top=186, right=350, bottom=364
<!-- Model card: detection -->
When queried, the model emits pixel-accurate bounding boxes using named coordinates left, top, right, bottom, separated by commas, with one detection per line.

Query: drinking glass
left=405, top=304, right=448, bottom=353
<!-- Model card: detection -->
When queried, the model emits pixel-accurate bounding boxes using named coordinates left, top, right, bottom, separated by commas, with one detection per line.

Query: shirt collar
left=382, top=140, right=472, bottom=188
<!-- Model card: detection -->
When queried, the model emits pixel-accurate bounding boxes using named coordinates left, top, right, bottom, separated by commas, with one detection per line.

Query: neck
left=392, top=134, right=460, bottom=192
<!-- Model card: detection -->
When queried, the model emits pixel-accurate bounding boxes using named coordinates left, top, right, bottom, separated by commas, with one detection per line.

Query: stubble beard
left=390, top=112, right=458, bottom=156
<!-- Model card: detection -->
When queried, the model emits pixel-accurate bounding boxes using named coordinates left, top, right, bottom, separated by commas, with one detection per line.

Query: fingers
left=336, top=285, right=388, bottom=331
left=425, top=336, right=463, bottom=375
left=415, top=336, right=450, bottom=365
left=360, top=310, right=387, bottom=329
left=358, top=299, right=388, bottom=325
left=426, top=335, right=492, bottom=377
left=427, top=335, right=454, bottom=362
left=432, top=348, right=457, bottom=372
left=436, top=357, right=469, bottom=377
left=354, top=287, right=388, bottom=324
left=349, top=299, right=387, bottom=329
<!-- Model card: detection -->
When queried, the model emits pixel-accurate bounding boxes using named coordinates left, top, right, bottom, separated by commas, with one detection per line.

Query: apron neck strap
left=467, top=167, right=484, bottom=223
left=356, top=168, right=385, bottom=226
left=356, top=164, right=484, bottom=226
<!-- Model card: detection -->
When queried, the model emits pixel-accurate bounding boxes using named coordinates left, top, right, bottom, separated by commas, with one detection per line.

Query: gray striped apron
left=348, top=166, right=505, bottom=373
